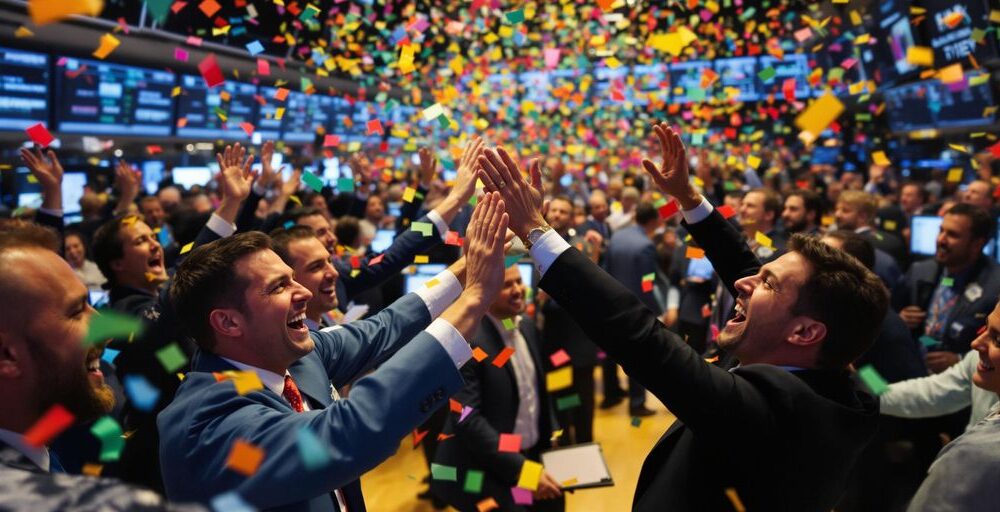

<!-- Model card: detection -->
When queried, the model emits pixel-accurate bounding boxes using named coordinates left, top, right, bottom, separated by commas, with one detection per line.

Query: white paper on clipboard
left=540, top=443, right=613, bottom=489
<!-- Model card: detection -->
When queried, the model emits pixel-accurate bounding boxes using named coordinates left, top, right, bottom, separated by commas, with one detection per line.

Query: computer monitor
left=62, top=172, right=86, bottom=215
left=404, top=264, right=447, bottom=294
left=370, top=229, right=395, bottom=253
left=910, top=215, right=942, bottom=256
left=172, top=167, right=213, bottom=190
left=516, top=262, right=534, bottom=296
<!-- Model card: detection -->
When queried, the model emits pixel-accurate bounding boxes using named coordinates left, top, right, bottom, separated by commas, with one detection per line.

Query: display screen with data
left=0, top=46, right=49, bottom=131
left=176, top=76, right=258, bottom=139
left=55, top=57, right=175, bottom=136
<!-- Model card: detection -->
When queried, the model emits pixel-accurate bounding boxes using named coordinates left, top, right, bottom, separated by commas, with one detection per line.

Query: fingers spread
left=496, top=147, right=520, bottom=187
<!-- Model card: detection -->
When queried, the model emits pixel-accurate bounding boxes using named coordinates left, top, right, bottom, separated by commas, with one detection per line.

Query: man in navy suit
left=432, top=265, right=564, bottom=511
left=158, top=192, right=510, bottom=511
left=605, top=201, right=662, bottom=417
left=478, top=125, right=886, bottom=510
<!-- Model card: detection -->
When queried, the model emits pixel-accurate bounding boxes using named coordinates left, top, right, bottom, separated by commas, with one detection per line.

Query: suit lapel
left=289, top=356, right=334, bottom=408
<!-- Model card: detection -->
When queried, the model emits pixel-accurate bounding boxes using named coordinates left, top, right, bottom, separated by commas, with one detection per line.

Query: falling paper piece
left=25, top=123, right=55, bottom=147
left=725, top=488, right=747, bottom=512
left=685, top=246, right=705, bottom=259
left=857, top=364, right=889, bottom=395
left=464, top=469, right=485, bottom=493
left=297, top=428, right=332, bottom=470
left=872, top=151, right=890, bottom=166
left=492, top=346, right=515, bottom=368
left=511, top=487, right=533, bottom=505
left=123, top=374, right=160, bottom=412
left=336, top=177, right=354, bottom=192
left=28, top=0, right=104, bottom=25
left=431, top=463, right=458, bottom=481
left=198, top=53, right=225, bottom=88
left=411, top=221, right=433, bottom=237
left=498, top=433, right=522, bottom=453
left=477, top=498, right=499, bottom=512
left=412, top=429, right=429, bottom=447
left=226, top=439, right=265, bottom=476
left=302, top=172, right=324, bottom=193
left=549, top=349, right=570, bottom=367
left=794, top=92, right=844, bottom=138
left=546, top=366, right=573, bottom=392
left=24, top=404, right=74, bottom=447
left=90, top=416, right=125, bottom=462
left=516, top=460, right=543, bottom=491
left=156, top=342, right=188, bottom=373
left=459, top=406, right=473, bottom=423
left=85, top=310, right=144, bottom=346
left=556, top=394, right=581, bottom=410
left=906, top=46, right=934, bottom=67
left=92, top=33, right=120, bottom=59
left=471, top=347, right=489, bottom=362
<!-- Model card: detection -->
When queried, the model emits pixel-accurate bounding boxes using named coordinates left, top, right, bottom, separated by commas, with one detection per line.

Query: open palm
left=641, top=123, right=692, bottom=198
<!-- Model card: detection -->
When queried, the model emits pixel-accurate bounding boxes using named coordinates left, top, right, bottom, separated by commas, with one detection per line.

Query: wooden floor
left=361, top=368, right=675, bottom=511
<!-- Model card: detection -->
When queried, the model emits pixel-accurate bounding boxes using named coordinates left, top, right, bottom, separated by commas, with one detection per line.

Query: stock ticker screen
left=0, top=46, right=49, bottom=131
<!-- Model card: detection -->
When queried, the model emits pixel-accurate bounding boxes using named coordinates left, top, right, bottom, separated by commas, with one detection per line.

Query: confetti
left=546, top=367, right=573, bottom=392
left=492, top=346, right=515, bottom=368
left=431, top=463, right=457, bottom=481
left=156, top=342, right=188, bottom=373
left=123, top=374, right=160, bottom=412
left=516, top=460, right=543, bottom=491
left=549, top=349, right=571, bottom=367
left=857, top=364, right=889, bottom=395
left=85, top=310, right=144, bottom=346
left=25, top=123, right=55, bottom=147
left=226, top=439, right=265, bottom=476
left=464, top=469, right=485, bottom=493
left=24, top=404, right=74, bottom=447
left=498, top=433, right=522, bottom=453
left=90, top=416, right=125, bottom=462
left=28, top=0, right=103, bottom=25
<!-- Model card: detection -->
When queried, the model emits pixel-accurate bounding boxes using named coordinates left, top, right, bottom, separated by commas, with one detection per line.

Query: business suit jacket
left=158, top=293, right=464, bottom=511
left=538, top=208, right=878, bottom=511
left=431, top=317, right=559, bottom=511
left=605, top=225, right=661, bottom=314
left=891, top=255, right=1000, bottom=353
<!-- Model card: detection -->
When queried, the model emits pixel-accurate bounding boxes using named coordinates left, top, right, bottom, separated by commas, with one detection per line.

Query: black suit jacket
left=431, top=317, right=558, bottom=511
left=538, top=208, right=878, bottom=511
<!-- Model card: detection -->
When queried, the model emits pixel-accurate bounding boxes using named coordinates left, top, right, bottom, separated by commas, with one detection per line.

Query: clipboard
left=540, top=442, right=614, bottom=490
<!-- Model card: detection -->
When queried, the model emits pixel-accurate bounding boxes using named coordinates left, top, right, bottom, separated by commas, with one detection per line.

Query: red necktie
left=283, top=374, right=305, bottom=413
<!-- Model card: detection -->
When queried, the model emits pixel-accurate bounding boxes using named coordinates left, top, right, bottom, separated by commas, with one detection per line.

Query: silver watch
left=525, top=225, right=553, bottom=248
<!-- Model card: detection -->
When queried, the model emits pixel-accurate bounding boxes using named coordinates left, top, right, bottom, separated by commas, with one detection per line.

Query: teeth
left=734, top=303, right=746, bottom=316
left=288, top=313, right=305, bottom=325
left=87, top=359, right=100, bottom=371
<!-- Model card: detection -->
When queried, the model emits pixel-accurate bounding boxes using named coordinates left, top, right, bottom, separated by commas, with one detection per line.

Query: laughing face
left=3, top=248, right=115, bottom=422
left=717, top=251, right=814, bottom=364
left=111, top=220, right=167, bottom=288
left=233, top=250, right=315, bottom=368
left=970, top=304, right=1000, bottom=394
left=285, top=236, right=340, bottom=322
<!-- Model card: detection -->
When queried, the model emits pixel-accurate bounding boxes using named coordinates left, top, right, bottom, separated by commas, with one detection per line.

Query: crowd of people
left=2, top=122, right=1000, bottom=512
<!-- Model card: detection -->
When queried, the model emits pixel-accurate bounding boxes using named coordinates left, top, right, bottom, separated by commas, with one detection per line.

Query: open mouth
left=978, top=356, right=995, bottom=373
left=148, top=253, right=164, bottom=271
left=318, top=284, right=336, bottom=297
left=86, top=349, right=104, bottom=381
left=728, top=301, right=747, bottom=326
left=286, top=312, right=307, bottom=331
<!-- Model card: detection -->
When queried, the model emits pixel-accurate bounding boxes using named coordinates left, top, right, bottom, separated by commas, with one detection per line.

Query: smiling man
left=477, top=124, right=888, bottom=511
left=158, top=193, right=509, bottom=511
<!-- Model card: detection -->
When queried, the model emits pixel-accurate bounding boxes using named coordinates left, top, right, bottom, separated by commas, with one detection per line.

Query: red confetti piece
left=24, top=404, right=74, bottom=447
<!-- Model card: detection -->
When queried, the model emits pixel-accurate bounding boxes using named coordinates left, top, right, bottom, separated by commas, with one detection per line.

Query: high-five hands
left=640, top=123, right=702, bottom=210
left=476, top=147, right=548, bottom=241
left=463, top=192, right=509, bottom=304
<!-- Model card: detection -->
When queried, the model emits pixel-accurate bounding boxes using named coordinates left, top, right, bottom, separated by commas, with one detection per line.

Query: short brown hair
left=749, top=188, right=783, bottom=219
left=786, top=234, right=888, bottom=369
left=269, top=225, right=318, bottom=265
left=0, top=219, right=60, bottom=253
left=170, top=232, right=271, bottom=351
left=837, top=190, right=878, bottom=220
left=92, top=214, right=144, bottom=286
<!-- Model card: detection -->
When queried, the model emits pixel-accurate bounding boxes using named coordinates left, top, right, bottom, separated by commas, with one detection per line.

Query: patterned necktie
left=282, top=374, right=305, bottom=413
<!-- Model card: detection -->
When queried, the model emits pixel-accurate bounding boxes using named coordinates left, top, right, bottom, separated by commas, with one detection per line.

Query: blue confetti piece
left=245, top=40, right=265, bottom=56
left=283, top=221, right=295, bottom=229
left=123, top=374, right=161, bottom=412
left=297, top=428, right=332, bottom=470
left=211, top=492, right=255, bottom=512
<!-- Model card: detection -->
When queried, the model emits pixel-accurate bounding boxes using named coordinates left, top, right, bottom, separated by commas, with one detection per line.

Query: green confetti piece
left=505, top=9, right=525, bottom=24
left=919, top=336, right=940, bottom=348
left=642, top=273, right=655, bottom=282
left=302, top=172, right=324, bottom=193
left=556, top=394, right=581, bottom=411
left=297, top=428, right=332, bottom=470
left=858, top=364, right=889, bottom=395
left=463, top=469, right=485, bottom=493
left=85, top=310, right=144, bottom=346
left=411, top=221, right=433, bottom=237
left=757, top=67, right=777, bottom=81
left=504, top=254, right=523, bottom=269
left=468, top=195, right=478, bottom=207
left=155, top=343, right=188, bottom=373
left=437, top=114, right=450, bottom=129
left=336, top=177, right=355, bottom=193
left=739, top=7, right=757, bottom=21
left=687, top=88, right=706, bottom=102
left=145, top=0, right=172, bottom=23
left=941, top=277, right=954, bottom=287
left=91, top=416, right=125, bottom=462
left=431, top=463, right=457, bottom=481
left=630, top=416, right=643, bottom=427
left=502, top=317, right=516, bottom=330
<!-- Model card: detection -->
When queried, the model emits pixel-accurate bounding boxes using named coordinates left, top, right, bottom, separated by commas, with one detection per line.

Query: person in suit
left=893, top=203, right=1000, bottom=373
left=781, top=189, right=823, bottom=236
left=477, top=124, right=887, bottom=511
left=158, top=193, right=509, bottom=511
left=836, top=190, right=908, bottom=267
left=0, top=219, right=194, bottom=510
left=738, top=187, right=786, bottom=260
left=604, top=202, right=662, bottom=417
left=432, top=265, right=564, bottom=511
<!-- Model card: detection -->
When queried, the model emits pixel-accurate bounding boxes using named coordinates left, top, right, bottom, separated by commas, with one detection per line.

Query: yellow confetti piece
left=402, top=187, right=416, bottom=203
left=794, top=92, right=844, bottom=139
left=561, top=477, right=578, bottom=487
left=425, top=278, right=440, bottom=289
left=14, top=26, right=34, bottom=38
left=906, top=46, right=934, bottom=67
left=28, top=0, right=103, bottom=25
left=180, top=242, right=194, bottom=254
left=545, top=366, right=573, bottom=392
left=725, top=488, right=746, bottom=512
left=939, top=63, right=963, bottom=84
left=754, top=231, right=773, bottom=249
left=92, top=33, right=120, bottom=60
left=82, top=463, right=103, bottom=476
left=414, top=255, right=429, bottom=264
left=872, top=151, right=890, bottom=166
left=746, top=155, right=761, bottom=169
left=947, top=168, right=963, bottom=183
left=516, top=460, right=544, bottom=491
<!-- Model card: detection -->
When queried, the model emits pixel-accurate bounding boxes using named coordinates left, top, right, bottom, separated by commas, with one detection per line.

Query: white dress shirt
left=485, top=314, right=540, bottom=450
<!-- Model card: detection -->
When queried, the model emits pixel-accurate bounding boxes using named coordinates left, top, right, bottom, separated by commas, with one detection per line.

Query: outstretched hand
left=450, top=136, right=485, bottom=205
left=216, top=143, right=255, bottom=204
left=464, top=191, right=509, bottom=305
left=640, top=123, right=701, bottom=209
left=258, top=140, right=285, bottom=190
left=476, top=147, right=547, bottom=240
left=20, top=147, right=65, bottom=210
left=115, top=159, right=141, bottom=205
left=417, top=147, right=437, bottom=187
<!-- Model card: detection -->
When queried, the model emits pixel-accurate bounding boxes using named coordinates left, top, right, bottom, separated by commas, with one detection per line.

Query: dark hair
left=92, top=214, right=143, bottom=285
left=635, top=201, right=659, bottom=226
left=786, top=234, right=889, bottom=369
left=822, top=230, right=875, bottom=270
left=278, top=207, right=326, bottom=227
left=170, top=232, right=271, bottom=351
left=749, top=188, right=782, bottom=219
left=269, top=225, right=319, bottom=265
left=786, top=189, right=822, bottom=217
left=900, top=181, right=928, bottom=202
left=334, top=216, right=360, bottom=248
left=945, top=203, right=994, bottom=242
left=549, top=195, right=574, bottom=210
left=0, top=219, right=60, bottom=253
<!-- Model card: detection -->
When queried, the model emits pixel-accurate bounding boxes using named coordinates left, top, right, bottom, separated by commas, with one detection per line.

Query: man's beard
left=27, top=334, right=115, bottom=422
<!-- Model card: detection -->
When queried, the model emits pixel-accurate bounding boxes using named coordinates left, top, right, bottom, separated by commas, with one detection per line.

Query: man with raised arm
left=476, top=124, right=887, bottom=511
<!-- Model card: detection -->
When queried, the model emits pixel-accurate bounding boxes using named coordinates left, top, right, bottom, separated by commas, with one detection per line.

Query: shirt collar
left=0, top=428, right=49, bottom=471
left=220, top=357, right=287, bottom=396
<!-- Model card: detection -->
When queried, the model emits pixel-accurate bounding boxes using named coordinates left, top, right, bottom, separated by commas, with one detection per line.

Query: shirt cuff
left=425, top=318, right=473, bottom=368
left=681, top=196, right=714, bottom=225
left=38, top=207, right=64, bottom=217
left=529, top=229, right=571, bottom=277
left=412, top=269, right=462, bottom=319
left=206, top=212, right=237, bottom=238
left=426, top=210, right=449, bottom=241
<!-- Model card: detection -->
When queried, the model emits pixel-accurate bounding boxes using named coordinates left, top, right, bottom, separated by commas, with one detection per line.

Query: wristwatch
left=524, top=225, right=553, bottom=248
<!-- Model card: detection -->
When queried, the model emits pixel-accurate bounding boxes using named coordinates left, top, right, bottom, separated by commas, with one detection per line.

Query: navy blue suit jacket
left=158, top=293, right=465, bottom=511
left=605, top=225, right=660, bottom=314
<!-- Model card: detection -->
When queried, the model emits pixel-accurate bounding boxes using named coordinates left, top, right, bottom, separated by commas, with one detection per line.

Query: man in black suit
left=782, top=189, right=823, bottom=236
left=476, top=124, right=887, bottom=511
left=432, top=265, right=563, bottom=511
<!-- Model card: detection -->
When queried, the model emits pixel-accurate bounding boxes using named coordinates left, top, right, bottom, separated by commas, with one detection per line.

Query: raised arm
left=19, top=147, right=65, bottom=234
